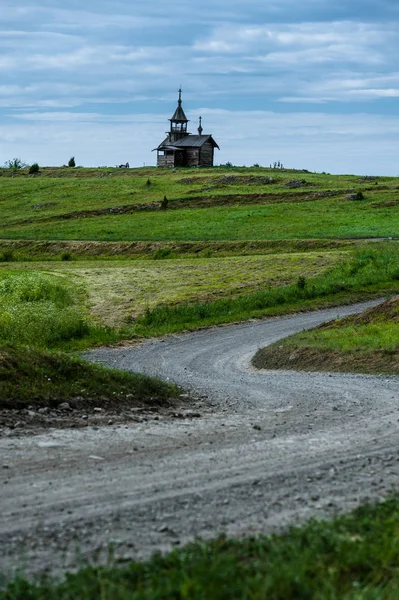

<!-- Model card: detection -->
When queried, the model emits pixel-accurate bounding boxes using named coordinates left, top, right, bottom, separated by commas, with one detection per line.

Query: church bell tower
left=168, top=88, right=189, bottom=142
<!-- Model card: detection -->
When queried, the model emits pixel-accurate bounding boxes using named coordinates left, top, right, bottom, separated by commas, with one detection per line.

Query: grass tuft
left=0, top=272, right=90, bottom=346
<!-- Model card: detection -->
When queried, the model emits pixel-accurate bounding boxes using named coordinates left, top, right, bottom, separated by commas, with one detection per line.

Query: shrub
left=61, top=251, right=73, bottom=261
left=29, top=163, right=40, bottom=174
left=68, top=156, right=76, bottom=168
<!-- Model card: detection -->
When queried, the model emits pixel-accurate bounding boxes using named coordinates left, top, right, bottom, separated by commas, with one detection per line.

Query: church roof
left=170, top=104, right=188, bottom=123
left=154, top=134, right=219, bottom=151
left=169, top=89, right=188, bottom=123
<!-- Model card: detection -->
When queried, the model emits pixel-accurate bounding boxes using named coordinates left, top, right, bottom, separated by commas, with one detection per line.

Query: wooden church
left=154, top=89, right=219, bottom=168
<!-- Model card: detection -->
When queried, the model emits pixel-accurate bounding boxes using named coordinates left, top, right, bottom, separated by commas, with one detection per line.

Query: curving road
left=1, top=300, right=399, bottom=578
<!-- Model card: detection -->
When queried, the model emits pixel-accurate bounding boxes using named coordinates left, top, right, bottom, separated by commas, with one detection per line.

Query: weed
left=61, top=251, right=73, bottom=261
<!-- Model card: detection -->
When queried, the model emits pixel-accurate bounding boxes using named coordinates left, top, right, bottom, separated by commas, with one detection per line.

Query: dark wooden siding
left=186, top=148, right=200, bottom=167
left=157, top=150, right=176, bottom=168
left=157, top=142, right=215, bottom=168
left=199, top=142, right=214, bottom=167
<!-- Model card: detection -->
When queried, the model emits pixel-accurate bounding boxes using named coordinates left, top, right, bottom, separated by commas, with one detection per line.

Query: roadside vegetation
left=0, top=345, right=179, bottom=409
left=0, top=271, right=89, bottom=347
left=2, top=495, right=399, bottom=599
left=0, top=252, right=346, bottom=327
left=253, top=293, right=399, bottom=375
left=0, top=271, right=178, bottom=408
left=137, top=246, right=399, bottom=335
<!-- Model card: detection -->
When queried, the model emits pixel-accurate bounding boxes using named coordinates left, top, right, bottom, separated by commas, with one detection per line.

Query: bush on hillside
left=29, top=163, right=40, bottom=174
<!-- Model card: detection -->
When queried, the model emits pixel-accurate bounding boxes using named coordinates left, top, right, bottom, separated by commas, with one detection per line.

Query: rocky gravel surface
left=1, top=300, right=399, bottom=580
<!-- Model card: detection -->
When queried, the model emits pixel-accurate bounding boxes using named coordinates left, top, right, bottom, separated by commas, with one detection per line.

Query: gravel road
left=1, top=300, right=399, bottom=579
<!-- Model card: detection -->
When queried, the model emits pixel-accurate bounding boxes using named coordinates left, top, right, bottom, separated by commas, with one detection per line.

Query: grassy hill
left=0, top=166, right=398, bottom=242
left=0, top=165, right=398, bottom=340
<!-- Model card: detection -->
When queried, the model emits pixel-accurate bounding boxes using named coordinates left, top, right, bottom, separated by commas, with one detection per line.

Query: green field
left=0, top=166, right=398, bottom=241
left=0, top=252, right=344, bottom=326
left=1, top=165, right=399, bottom=343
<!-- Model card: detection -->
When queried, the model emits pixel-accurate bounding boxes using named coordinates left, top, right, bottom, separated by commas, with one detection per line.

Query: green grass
left=0, top=166, right=398, bottom=242
left=0, top=239, right=359, bottom=262
left=0, top=271, right=91, bottom=346
left=252, top=293, right=399, bottom=375
left=2, top=495, right=399, bottom=599
left=0, top=345, right=179, bottom=409
left=0, top=252, right=345, bottom=327
left=2, top=199, right=398, bottom=241
left=135, top=246, right=399, bottom=336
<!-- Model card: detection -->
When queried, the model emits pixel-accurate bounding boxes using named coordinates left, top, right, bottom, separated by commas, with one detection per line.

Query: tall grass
left=0, top=272, right=89, bottom=346
left=137, top=246, right=399, bottom=332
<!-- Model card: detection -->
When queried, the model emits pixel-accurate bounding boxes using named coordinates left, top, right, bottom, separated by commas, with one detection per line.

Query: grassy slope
left=0, top=166, right=397, bottom=241
left=0, top=252, right=345, bottom=326
left=0, top=345, right=179, bottom=409
left=2, top=495, right=399, bottom=599
left=2, top=199, right=397, bottom=242
left=0, top=271, right=177, bottom=407
left=253, top=295, right=399, bottom=375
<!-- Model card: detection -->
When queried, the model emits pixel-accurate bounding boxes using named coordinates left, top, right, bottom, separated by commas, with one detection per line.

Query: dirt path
left=1, top=301, right=399, bottom=579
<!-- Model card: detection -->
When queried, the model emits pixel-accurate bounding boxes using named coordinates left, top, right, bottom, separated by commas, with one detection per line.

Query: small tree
left=29, top=163, right=40, bottom=174
left=68, top=156, right=76, bottom=168
left=4, top=158, right=26, bottom=170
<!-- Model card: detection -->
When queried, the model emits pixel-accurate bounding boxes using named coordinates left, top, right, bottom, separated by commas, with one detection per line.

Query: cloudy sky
left=1, top=0, right=399, bottom=174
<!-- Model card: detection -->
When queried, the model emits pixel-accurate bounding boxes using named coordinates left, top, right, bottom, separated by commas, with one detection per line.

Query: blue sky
left=1, top=0, right=399, bottom=174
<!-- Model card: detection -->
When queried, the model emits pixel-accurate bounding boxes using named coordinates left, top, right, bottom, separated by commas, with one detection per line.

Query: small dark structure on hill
left=154, top=89, right=219, bottom=168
